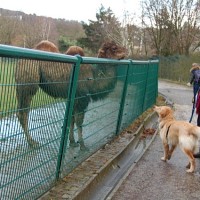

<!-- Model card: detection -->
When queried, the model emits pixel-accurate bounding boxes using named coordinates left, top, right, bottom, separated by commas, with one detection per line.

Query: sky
left=0, top=0, right=141, bottom=23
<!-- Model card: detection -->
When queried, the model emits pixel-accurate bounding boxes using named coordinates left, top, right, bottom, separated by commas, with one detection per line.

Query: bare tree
left=20, top=15, right=58, bottom=48
left=141, top=0, right=200, bottom=55
left=0, top=8, right=85, bottom=48
left=121, top=11, right=143, bottom=57
left=0, top=15, right=20, bottom=45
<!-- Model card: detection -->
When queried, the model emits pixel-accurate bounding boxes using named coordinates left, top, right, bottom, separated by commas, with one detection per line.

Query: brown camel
left=66, top=46, right=85, bottom=56
left=15, top=40, right=126, bottom=150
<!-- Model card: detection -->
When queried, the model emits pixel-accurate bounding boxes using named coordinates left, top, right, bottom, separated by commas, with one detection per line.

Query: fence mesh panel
left=0, top=57, right=74, bottom=199
left=0, top=46, right=159, bottom=199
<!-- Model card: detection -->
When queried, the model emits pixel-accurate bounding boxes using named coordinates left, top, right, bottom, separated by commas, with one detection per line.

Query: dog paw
left=186, top=168, right=194, bottom=173
left=161, top=157, right=167, bottom=162
left=186, top=163, right=190, bottom=169
left=167, top=154, right=171, bottom=160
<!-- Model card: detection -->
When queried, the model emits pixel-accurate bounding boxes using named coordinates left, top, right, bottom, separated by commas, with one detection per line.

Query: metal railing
left=0, top=44, right=159, bottom=199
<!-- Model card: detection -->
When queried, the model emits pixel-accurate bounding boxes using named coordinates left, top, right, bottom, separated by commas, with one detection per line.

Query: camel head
left=65, top=46, right=85, bottom=56
left=34, top=40, right=59, bottom=53
left=97, top=41, right=127, bottom=60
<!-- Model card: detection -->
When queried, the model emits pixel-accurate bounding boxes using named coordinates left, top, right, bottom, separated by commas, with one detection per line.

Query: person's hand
left=187, top=82, right=191, bottom=87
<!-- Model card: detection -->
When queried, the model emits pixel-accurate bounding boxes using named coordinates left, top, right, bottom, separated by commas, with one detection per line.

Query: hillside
left=0, top=8, right=85, bottom=49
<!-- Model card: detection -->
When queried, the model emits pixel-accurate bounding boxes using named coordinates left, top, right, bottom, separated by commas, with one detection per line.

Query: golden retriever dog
left=154, top=105, right=200, bottom=173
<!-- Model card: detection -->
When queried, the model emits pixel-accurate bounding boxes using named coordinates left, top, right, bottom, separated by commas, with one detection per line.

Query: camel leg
left=16, top=86, right=39, bottom=147
left=17, top=110, right=39, bottom=147
left=183, top=148, right=195, bottom=173
left=74, top=112, right=88, bottom=151
left=69, top=116, right=79, bottom=147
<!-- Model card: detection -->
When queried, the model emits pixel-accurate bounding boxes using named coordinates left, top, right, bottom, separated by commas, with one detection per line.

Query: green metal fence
left=0, top=44, right=159, bottom=199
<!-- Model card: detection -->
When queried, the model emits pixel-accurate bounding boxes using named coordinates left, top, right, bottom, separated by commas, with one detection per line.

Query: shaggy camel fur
left=15, top=40, right=126, bottom=150
left=66, top=46, right=85, bottom=56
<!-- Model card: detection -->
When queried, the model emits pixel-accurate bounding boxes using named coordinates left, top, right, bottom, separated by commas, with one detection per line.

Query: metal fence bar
left=0, top=44, right=77, bottom=63
left=115, top=60, right=131, bottom=135
left=142, top=61, right=150, bottom=112
left=56, top=56, right=82, bottom=179
left=143, top=60, right=159, bottom=110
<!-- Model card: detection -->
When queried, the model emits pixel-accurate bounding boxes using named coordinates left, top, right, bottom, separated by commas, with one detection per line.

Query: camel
left=66, top=46, right=85, bottom=56
left=15, top=40, right=126, bottom=150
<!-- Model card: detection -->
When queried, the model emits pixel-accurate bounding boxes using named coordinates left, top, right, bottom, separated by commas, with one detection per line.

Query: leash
left=189, top=100, right=196, bottom=123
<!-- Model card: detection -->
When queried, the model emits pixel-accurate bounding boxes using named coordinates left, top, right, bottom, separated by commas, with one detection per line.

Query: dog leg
left=168, top=145, right=176, bottom=160
left=183, top=148, right=195, bottom=173
left=186, top=163, right=190, bottom=169
left=161, top=143, right=169, bottom=161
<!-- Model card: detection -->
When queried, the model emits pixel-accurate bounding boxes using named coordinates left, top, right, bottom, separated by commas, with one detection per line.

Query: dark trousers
left=193, top=82, right=200, bottom=101
left=198, top=115, right=200, bottom=126
left=194, top=83, right=200, bottom=126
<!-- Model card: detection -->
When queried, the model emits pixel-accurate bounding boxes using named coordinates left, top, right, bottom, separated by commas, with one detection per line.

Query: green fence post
left=56, top=56, right=82, bottom=180
left=142, top=61, right=150, bottom=112
left=115, top=60, right=131, bottom=135
left=155, top=61, right=159, bottom=98
left=152, top=61, right=159, bottom=104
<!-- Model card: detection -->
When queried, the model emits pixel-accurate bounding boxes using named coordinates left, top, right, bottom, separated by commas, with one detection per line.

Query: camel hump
left=34, top=40, right=59, bottom=53
left=66, top=46, right=85, bottom=56
left=97, top=41, right=127, bottom=60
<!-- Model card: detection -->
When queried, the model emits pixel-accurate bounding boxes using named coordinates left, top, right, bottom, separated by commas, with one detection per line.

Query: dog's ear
left=153, top=105, right=158, bottom=112
left=160, top=107, right=171, bottom=118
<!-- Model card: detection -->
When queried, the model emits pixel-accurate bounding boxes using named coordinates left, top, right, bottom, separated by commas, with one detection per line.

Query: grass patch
left=0, top=60, right=64, bottom=118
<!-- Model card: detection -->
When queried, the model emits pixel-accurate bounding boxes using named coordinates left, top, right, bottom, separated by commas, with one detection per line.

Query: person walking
left=187, top=63, right=200, bottom=158
left=193, top=91, right=200, bottom=158
left=187, top=63, right=200, bottom=102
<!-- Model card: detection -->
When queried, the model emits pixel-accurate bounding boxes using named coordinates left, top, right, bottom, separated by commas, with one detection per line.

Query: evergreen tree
left=78, top=5, right=122, bottom=54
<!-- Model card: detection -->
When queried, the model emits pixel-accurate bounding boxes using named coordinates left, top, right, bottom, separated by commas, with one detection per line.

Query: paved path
left=158, top=80, right=196, bottom=122
left=107, top=80, right=200, bottom=200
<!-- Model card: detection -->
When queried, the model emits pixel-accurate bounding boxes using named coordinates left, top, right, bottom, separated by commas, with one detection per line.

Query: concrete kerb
left=106, top=95, right=174, bottom=199
left=106, top=121, right=158, bottom=200
left=158, top=92, right=174, bottom=107
left=72, top=111, right=159, bottom=200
